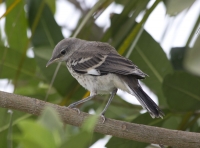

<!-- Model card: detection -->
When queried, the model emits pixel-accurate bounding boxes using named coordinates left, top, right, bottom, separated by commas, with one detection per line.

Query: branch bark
left=0, top=91, right=200, bottom=148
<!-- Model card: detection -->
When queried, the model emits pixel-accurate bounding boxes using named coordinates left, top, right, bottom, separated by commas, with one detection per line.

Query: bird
left=46, top=38, right=164, bottom=122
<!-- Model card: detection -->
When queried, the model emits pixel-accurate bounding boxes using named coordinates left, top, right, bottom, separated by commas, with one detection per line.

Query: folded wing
left=69, top=43, right=147, bottom=79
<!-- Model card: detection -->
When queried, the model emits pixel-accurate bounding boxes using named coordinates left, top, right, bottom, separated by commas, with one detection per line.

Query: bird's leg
left=68, top=95, right=96, bottom=114
left=100, top=89, right=118, bottom=123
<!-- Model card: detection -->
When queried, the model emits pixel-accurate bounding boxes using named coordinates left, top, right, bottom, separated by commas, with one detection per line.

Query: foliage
left=14, top=106, right=98, bottom=148
left=0, top=0, right=200, bottom=147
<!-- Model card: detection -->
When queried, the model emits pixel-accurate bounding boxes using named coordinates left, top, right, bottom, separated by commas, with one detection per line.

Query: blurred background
left=0, top=0, right=200, bottom=147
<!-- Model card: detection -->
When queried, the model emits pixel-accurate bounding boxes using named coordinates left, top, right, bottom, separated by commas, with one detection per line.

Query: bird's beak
left=46, top=58, right=59, bottom=67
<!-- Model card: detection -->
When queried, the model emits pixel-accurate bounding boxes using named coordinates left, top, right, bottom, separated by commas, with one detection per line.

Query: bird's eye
left=60, top=50, right=66, bottom=55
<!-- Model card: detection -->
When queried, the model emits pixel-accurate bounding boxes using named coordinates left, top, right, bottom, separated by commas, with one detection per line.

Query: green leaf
left=170, top=47, right=187, bottom=70
left=106, top=137, right=148, bottom=148
left=60, top=131, right=92, bottom=148
left=38, top=106, right=66, bottom=146
left=90, top=133, right=104, bottom=146
left=0, top=25, right=4, bottom=46
left=162, top=116, right=181, bottom=129
left=184, top=36, right=200, bottom=76
left=130, top=30, right=173, bottom=107
left=14, top=78, right=62, bottom=101
left=162, top=71, right=200, bottom=111
left=45, top=0, right=56, bottom=13
left=0, top=109, right=29, bottom=148
left=76, top=19, right=103, bottom=41
left=82, top=114, right=98, bottom=132
left=38, top=106, right=64, bottom=135
left=131, top=112, right=167, bottom=127
left=0, top=46, right=36, bottom=79
left=60, top=115, right=98, bottom=148
left=102, top=0, right=149, bottom=48
left=15, top=120, right=57, bottom=148
left=190, top=121, right=200, bottom=132
left=164, top=0, right=195, bottom=16
left=28, top=0, right=63, bottom=47
left=5, top=0, right=28, bottom=52
left=15, top=107, right=67, bottom=148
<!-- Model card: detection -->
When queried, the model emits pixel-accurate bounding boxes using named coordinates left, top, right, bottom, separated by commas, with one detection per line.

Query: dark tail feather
left=122, top=76, right=164, bottom=118
left=133, top=86, right=164, bottom=118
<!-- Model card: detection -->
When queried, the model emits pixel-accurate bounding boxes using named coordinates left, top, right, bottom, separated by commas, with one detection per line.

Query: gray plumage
left=46, top=38, right=164, bottom=119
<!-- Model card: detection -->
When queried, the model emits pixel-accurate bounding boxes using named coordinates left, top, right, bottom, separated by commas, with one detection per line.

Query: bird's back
left=69, top=40, right=147, bottom=79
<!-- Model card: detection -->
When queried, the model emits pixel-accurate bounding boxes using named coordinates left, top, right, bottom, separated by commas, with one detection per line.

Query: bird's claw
left=73, top=108, right=81, bottom=114
left=68, top=105, right=80, bottom=114
left=100, top=114, right=106, bottom=123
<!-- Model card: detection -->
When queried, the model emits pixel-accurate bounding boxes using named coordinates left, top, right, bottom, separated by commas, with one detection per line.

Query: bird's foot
left=100, top=114, right=106, bottom=123
left=68, top=104, right=80, bottom=114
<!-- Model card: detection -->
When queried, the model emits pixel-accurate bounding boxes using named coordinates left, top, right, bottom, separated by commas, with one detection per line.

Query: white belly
left=66, top=64, right=129, bottom=95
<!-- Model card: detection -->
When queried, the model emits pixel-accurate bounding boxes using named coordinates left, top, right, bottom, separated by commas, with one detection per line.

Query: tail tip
left=149, top=110, right=165, bottom=119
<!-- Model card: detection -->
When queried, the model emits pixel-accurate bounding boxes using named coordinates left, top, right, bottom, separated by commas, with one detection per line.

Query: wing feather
left=69, top=43, right=147, bottom=78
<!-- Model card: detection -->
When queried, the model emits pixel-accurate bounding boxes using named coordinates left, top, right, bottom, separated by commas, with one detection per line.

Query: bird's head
left=46, top=38, right=82, bottom=67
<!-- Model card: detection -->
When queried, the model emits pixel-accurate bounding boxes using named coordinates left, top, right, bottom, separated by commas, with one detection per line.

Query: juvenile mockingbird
left=46, top=38, right=164, bottom=122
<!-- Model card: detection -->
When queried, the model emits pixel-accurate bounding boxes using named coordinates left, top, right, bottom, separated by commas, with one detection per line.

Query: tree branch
left=0, top=91, right=199, bottom=148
